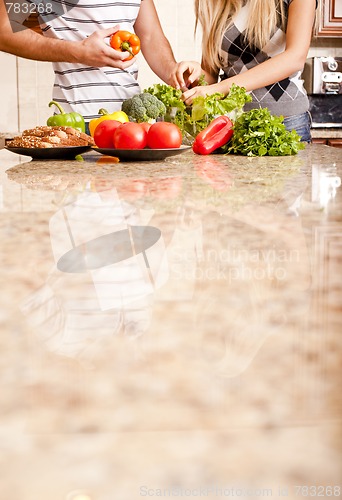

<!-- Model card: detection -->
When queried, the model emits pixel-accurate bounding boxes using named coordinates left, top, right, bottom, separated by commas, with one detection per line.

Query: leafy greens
left=143, top=83, right=251, bottom=138
left=144, top=83, right=305, bottom=156
left=223, top=107, right=306, bottom=157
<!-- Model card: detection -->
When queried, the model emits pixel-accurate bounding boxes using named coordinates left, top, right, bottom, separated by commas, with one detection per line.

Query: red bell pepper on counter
left=192, top=115, right=234, bottom=155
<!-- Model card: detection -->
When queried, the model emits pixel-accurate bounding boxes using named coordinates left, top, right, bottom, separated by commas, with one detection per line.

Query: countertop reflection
left=0, top=145, right=341, bottom=500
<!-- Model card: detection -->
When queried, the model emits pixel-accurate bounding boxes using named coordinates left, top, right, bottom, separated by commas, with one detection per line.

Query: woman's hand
left=169, top=60, right=203, bottom=91
left=181, top=82, right=223, bottom=105
left=75, top=26, right=137, bottom=68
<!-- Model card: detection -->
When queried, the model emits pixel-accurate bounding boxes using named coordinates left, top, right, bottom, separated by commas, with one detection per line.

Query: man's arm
left=0, top=0, right=135, bottom=69
left=134, top=0, right=201, bottom=87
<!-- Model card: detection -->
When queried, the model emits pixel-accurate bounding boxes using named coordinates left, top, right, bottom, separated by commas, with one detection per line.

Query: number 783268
left=294, top=485, right=340, bottom=497
left=6, top=2, right=53, bottom=14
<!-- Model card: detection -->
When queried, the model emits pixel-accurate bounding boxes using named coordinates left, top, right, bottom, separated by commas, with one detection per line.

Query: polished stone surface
left=0, top=145, right=341, bottom=500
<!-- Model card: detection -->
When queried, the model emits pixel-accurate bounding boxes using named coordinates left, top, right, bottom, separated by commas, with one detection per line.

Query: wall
left=0, top=0, right=341, bottom=134
left=0, top=53, right=19, bottom=133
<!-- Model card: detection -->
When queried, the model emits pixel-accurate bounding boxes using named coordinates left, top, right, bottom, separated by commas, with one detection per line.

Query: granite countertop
left=0, top=145, right=341, bottom=500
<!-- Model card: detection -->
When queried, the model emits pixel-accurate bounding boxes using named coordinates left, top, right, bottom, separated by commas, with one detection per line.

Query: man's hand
left=75, top=26, right=137, bottom=68
left=169, top=60, right=203, bottom=91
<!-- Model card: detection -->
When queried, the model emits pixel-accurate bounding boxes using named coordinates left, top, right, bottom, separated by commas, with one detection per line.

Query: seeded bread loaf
left=7, top=126, right=95, bottom=148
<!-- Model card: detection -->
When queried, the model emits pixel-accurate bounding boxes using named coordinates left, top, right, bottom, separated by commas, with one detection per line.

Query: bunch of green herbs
left=223, top=107, right=306, bottom=156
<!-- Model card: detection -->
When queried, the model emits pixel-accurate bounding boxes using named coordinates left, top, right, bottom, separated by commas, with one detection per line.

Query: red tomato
left=147, top=122, right=182, bottom=149
left=113, top=122, right=148, bottom=149
left=94, top=120, right=122, bottom=148
left=140, top=122, right=152, bottom=134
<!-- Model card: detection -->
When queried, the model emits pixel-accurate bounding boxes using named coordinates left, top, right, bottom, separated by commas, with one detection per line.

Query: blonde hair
left=195, top=0, right=286, bottom=75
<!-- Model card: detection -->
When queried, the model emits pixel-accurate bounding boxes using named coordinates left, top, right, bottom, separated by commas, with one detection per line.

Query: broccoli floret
left=122, top=96, right=146, bottom=122
left=139, top=93, right=166, bottom=119
left=121, top=92, right=166, bottom=122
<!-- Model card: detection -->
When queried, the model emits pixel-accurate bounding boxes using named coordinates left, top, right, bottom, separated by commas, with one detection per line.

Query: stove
left=303, top=57, right=342, bottom=128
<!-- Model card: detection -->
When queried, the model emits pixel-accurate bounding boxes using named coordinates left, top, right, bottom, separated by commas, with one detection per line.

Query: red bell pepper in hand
left=192, top=115, right=234, bottom=155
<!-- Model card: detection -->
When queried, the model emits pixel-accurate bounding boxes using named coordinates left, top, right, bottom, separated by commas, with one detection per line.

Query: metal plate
left=92, top=145, right=191, bottom=161
left=5, top=146, right=91, bottom=160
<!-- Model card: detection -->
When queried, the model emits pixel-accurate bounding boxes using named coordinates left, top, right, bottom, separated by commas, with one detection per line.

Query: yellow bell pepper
left=89, top=108, right=129, bottom=136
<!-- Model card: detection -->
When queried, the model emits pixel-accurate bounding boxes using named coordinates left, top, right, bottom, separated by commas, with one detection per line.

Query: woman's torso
left=220, top=0, right=309, bottom=117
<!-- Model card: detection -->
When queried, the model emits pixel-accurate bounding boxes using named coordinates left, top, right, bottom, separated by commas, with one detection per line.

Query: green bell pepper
left=47, top=101, right=85, bottom=133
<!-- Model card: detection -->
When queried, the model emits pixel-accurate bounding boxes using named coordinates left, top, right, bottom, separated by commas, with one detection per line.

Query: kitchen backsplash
left=1, top=0, right=341, bottom=133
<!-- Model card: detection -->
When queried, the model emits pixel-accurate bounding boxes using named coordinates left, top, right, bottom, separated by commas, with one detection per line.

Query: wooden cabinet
left=316, top=0, right=342, bottom=37
left=312, top=137, right=342, bottom=147
left=328, top=139, right=342, bottom=148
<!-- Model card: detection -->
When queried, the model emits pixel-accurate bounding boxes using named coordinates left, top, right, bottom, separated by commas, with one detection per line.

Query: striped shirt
left=40, top=0, right=143, bottom=121
left=220, top=0, right=311, bottom=117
